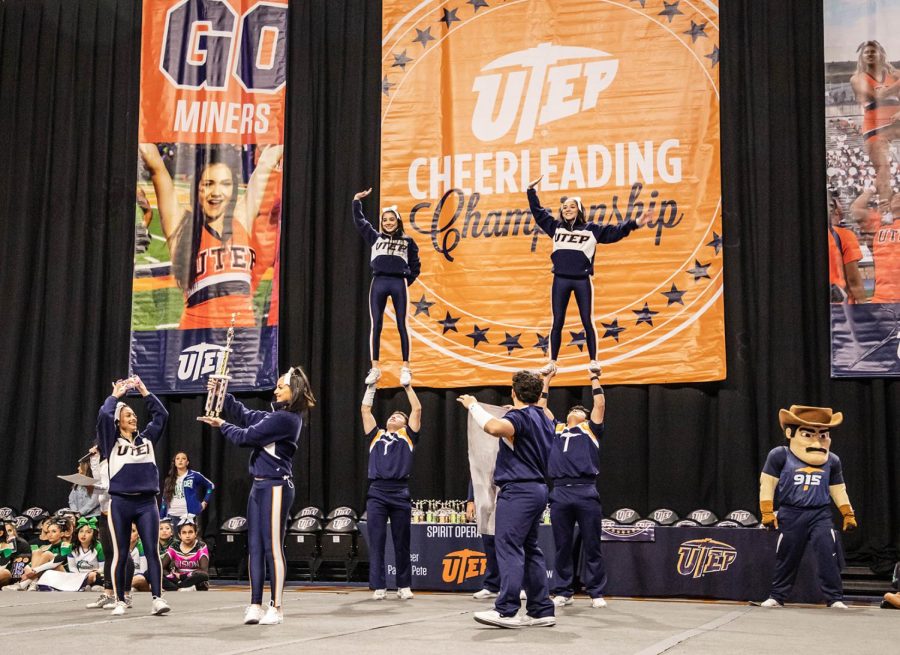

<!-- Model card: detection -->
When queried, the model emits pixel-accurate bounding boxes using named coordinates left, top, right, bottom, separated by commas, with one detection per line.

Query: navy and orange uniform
left=762, top=445, right=845, bottom=604
left=96, top=393, right=168, bottom=602
left=527, top=188, right=639, bottom=361
left=548, top=419, right=607, bottom=599
left=860, top=71, right=900, bottom=142
left=219, top=394, right=302, bottom=608
left=492, top=405, right=555, bottom=619
left=181, top=221, right=257, bottom=330
left=871, top=218, right=900, bottom=303
left=365, top=423, right=420, bottom=591
left=352, top=200, right=421, bottom=362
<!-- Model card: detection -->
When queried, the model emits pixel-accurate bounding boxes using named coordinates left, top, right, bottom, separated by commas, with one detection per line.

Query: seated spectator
left=1, top=522, right=31, bottom=589
left=10, top=519, right=71, bottom=590
left=158, top=517, right=176, bottom=558
left=67, top=517, right=104, bottom=590
left=128, top=524, right=150, bottom=593
left=161, top=517, right=210, bottom=592
left=68, top=459, right=101, bottom=518
left=29, top=518, right=52, bottom=551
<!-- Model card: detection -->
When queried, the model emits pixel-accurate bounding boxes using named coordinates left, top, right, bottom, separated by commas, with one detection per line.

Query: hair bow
left=76, top=516, right=98, bottom=530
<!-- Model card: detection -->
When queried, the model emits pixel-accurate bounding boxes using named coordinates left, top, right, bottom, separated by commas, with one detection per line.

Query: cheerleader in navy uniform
left=360, top=380, right=422, bottom=599
left=352, top=188, right=421, bottom=387
left=526, top=177, right=651, bottom=375
left=96, top=376, right=170, bottom=616
left=538, top=368, right=608, bottom=608
left=199, top=366, right=315, bottom=625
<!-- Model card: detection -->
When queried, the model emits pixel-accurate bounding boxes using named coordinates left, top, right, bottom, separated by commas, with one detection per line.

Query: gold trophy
left=203, top=314, right=236, bottom=418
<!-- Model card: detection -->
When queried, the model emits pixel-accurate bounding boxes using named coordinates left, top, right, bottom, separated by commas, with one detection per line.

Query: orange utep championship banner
left=379, top=0, right=724, bottom=387
left=131, top=0, right=287, bottom=393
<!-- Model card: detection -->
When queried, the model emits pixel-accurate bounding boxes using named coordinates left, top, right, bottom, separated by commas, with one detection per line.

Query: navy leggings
left=366, top=481, right=411, bottom=589
left=99, top=516, right=133, bottom=592
left=107, top=493, right=161, bottom=600
left=550, top=275, right=597, bottom=360
left=369, top=276, right=409, bottom=361
left=247, top=479, right=294, bottom=606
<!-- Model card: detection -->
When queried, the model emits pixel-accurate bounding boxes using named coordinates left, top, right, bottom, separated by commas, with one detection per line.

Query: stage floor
left=2, top=588, right=895, bottom=654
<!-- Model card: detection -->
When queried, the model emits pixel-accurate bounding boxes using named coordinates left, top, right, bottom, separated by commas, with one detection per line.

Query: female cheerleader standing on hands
left=96, top=376, right=170, bottom=616
left=527, top=177, right=651, bottom=375
left=352, top=188, right=421, bottom=387
left=198, top=367, right=315, bottom=625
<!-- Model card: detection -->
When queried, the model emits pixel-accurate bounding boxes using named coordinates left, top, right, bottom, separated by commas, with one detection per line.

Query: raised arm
left=220, top=392, right=270, bottom=428
left=219, top=411, right=298, bottom=448
left=526, top=177, right=558, bottom=237
left=238, top=144, right=284, bottom=233
left=360, top=384, right=378, bottom=434
left=404, top=384, right=422, bottom=433
left=538, top=369, right=555, bottom=420
left=96, top=380, right=130, bottom=458
left=457, top=395, right=515, bottom=439
left=590, top=374, right=606, bottom=424
left=352, top=189, right=381, bottom=246
left=136, top=379, right=168, bottom=444
left=138, top=143, right=186, bottom=241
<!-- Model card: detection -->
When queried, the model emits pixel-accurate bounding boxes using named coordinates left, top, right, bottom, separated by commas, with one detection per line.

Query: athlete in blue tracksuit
left=96, top=376, right=169, bottom=616
left=526, top=177, right=648, bottom=375
left=199, top=366, right=315, bottom=625
left=758, top=405, right=857, bottom=609
left=459, top=370, right=556, bottom=628
left=467, top=480, right=500, bottom=598
left=360, top=381, right=422, bottom=599
left=539, top=369, right=608, bottom=608
left=352, top=188, right=421, bottom=387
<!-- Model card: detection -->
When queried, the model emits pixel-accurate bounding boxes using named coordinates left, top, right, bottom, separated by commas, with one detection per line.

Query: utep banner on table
left=379, top=0, right=724, bottom=387
left=130, top=0, right=287, bottom=393
left=824, top=0, right=900, bottom=377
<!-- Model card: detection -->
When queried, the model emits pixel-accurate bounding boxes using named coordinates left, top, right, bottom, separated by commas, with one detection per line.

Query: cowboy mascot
left=758, top=405, right=857, bottom=609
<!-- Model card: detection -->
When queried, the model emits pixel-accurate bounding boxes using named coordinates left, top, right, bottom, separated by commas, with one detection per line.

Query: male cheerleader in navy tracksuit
left=352, top=188, right=421, bottom=387
left=758, top=405, right=857, bottom=609
left=459, top=371, right=556, bottom=628
left=199, top=366, right=315, bottom=625
left=96, top=376, right=170, bottom=616
left=361, top=381, right=422, bottom=599
left=526, top=177, right=650, bottom=375
left=538, top=369, right=608, bottom=608
left=466, top=481, right=500, bottom=600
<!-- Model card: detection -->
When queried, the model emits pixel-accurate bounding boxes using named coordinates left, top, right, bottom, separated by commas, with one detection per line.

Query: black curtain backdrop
left=0, top=0, right=897, bottom=569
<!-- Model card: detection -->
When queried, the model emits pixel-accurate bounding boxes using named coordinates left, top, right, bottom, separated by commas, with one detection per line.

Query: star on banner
left=661, top=284, right=686, bottom=306
left=705, top=45, right=720, bottom=67
left=633, top=303, right=659, bottom=327
left=533, top=333, right=549, bottom=355
left=466, top=325, right=490, bottom=348
left=381, top=76, right=394, bottom=96
left=440, top=8, right=460, bottom=28
left=499, top=333, right=523, bottom=354
left=413, top=27, right=435, bottom=48
left=706, top=231, right=723, bottom=255
left=658, top=1, right=683, bottom=23
left=392, top=50, right=413, bottom=69
left=683, top=21, right=708, bottom=43
left=437, top=311, right=460, bottom=334
left=601, top=319, right=625, bottom=342
left=468, top=0, right=489, bottom=11
left=687, top=260, right=711, bottom=281
left=568, top=330, right=586, bottom=352
left=412, top=295, right=435, bottom=316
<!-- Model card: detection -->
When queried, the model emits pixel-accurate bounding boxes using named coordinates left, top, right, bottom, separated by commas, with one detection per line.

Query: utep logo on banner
left=442, top=548, right=487, bottom=584
left=381, top=0, right=724, bottom=388
left=676, top=538, right=737, bottom=578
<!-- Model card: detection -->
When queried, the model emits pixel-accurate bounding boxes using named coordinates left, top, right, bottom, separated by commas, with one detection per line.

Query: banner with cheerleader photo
left=380, top=0, right=724, bottom=387
left=130, top=0, right=287, bottom=393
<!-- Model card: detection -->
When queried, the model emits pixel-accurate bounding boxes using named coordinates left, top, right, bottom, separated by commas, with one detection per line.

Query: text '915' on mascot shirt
left=96, top=394, right=168, bottom=495
left=366, top=425, right=420, bottom=481
left=548, top=419, right=604, bottom=480
left=528, top=188, right=638, bottom=278
left=220, top=394, right=302, bottom=479
left=762, top=446, right=844, bottom=509
left=494, top=405, right=554, bottom=485
left=352, top=200, right=420, bottom=283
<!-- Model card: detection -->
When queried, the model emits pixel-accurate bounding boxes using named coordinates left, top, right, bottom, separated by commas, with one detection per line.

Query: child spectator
left=161, top=518, right=210, bottom=592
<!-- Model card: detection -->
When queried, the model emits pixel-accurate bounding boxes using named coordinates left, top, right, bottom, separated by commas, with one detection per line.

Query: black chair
left=318, top=517, right=358, bottom=581
left=211, top=516, right=248, bottom=579
left=719, top=509, right=758, bottom=527
left=0, top=506, right=19, bottom=521
left=647, top=508, right=680, bottom=526
left=673, top=519, right=700, bottom=527
left=686, top=509, right=718, bottom=526
left=326, top=506, right=358, bottom=521
left=294, top=506, right=324, bottom=521
left=13, top=515, right=33, bottom=538
left=285, top=516, right=322, bottom=581
left=23, top=507, right=50, bottom=522
left=609, top=507, right=640, bottom=525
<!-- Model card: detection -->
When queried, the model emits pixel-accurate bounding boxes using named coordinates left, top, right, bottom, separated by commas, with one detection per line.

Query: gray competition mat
left=0, top=589, right=895, bottom=654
